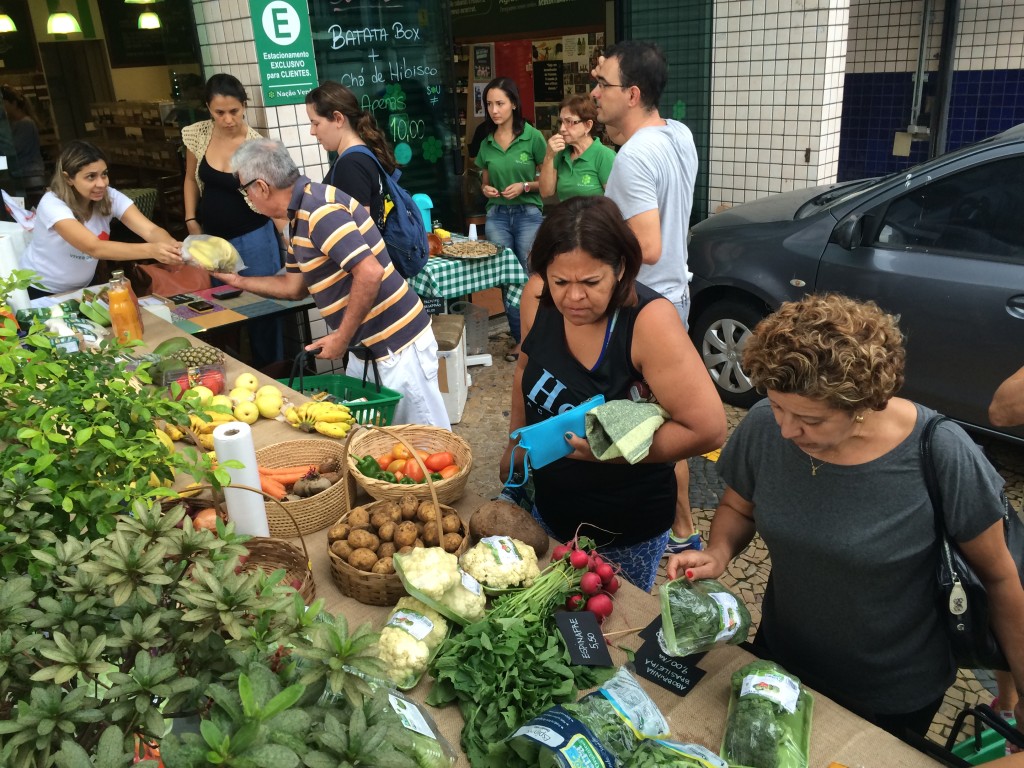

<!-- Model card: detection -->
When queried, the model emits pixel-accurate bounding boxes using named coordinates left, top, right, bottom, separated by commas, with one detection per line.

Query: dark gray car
left=688, top=123, right=1024, bottom=442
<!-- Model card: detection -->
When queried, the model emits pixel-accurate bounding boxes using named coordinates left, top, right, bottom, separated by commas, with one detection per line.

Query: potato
left=378, top=500, right=403, bottom=523
left=328, top=522, right=351, bottom=543
left=442, top=532, right=464, bottom=553
left=399, top=493, right=419, bottom=520
left=370, top=509, right=393, bottom=530
left=422, top=524, right=440, bottom=547
left=371, top=556, right=395, bottom=574
left=441, top=513, right=461, bottom=534
left=416, top=502, right=439, bottom=524
left=347, top=506, right=371, bottom=528
left=413, top=538, right=424, bottom=548
left=377, top=521, right=396, bottom=542
left=377, top=541, right=396, bottom=559
left=348, top=528, right=380, bottom=552
left=397, top=545, right=415, bottom=555
left=469, top=500, right=549, bottom=556
left=348, top=547, right=378, bottom=571
left=330, top=540, right=353, bottom=561
left=393, top=521, right=419, bottom=548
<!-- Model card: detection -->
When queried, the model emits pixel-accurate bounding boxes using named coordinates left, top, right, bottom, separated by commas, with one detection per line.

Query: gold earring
left=854, top=413, right=865, bottom=423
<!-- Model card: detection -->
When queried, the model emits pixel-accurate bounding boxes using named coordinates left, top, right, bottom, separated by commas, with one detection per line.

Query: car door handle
left=1006, top=295, right=1024, bottom=320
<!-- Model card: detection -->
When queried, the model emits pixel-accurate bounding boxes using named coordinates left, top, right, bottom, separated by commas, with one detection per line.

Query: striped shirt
left=286, top=177, right=429, bottom=361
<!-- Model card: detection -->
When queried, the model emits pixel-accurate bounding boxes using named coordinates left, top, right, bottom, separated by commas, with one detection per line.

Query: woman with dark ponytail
left=304, top=82, right=396, bottom=234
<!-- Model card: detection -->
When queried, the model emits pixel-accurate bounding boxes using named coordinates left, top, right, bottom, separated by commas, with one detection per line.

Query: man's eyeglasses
left=237, top=177, right=263, bottom=197
left=559, top=117, right=584, bottom=127
left=592, top=77, right=629, bottom=90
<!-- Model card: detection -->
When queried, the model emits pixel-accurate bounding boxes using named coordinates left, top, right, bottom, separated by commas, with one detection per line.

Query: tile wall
left=707, top=0, right=850, bottom=213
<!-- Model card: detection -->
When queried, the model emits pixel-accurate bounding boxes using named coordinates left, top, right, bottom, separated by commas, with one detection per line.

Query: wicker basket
left=343, top=424, right=473, bottom=505
left=255, top=439, right=353, bottom=536
left=329, top=431, right=469, bottom=606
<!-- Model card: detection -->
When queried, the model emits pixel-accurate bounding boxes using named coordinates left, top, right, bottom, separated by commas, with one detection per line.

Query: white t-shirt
left=20, top=188, right=133, bottom=294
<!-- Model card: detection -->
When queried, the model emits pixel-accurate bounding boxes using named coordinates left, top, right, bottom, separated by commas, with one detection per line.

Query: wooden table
left=144, top=317, right=944, bottom=768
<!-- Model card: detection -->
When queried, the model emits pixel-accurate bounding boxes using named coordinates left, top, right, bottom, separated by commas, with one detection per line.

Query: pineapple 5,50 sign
left=250, top=0, right=318, bottom=106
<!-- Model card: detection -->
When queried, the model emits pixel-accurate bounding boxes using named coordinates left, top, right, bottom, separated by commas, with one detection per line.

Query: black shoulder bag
left=921, top=415, right=1024, bottom=670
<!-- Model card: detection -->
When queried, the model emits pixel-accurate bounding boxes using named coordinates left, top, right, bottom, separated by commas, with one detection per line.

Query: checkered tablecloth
left=409, top=246, right=527, bottom=307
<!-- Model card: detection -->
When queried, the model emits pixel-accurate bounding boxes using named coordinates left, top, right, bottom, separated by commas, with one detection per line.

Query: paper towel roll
left=212, top=421, right=270, bottom=537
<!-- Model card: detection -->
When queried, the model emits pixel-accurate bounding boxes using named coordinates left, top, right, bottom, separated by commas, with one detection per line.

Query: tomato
left=375, top=453, right=394, bottom=471
left=192, top=507, right=218, bottom=532
left=201, top=369, right=225, bottom=395
left=386, top=459, right=406, bottom=474
left=403, top=458, right=425, bottom=483
left=425, top=452, right=455, bottom=472
left=391, top=442, right=412, bottom=459
left=438, top=464, right=460, bottom=479
left=392, top=470, right=405, bottom=482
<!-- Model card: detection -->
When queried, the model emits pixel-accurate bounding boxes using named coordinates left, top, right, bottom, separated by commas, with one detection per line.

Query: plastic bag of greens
left=625, top=739, right=728, bottom=768
left=387, top=690, right=458, bottom=767
left=658, top=577, right=751, bottom=657
left=720, top=660, right=813, bottom=768
left=508, top=666, right=669, bottom=766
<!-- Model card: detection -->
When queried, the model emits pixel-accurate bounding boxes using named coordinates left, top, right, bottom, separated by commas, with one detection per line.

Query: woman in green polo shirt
left=538, top=94, right=616, bottom=202
left=475, top=77, right=547, bottom=361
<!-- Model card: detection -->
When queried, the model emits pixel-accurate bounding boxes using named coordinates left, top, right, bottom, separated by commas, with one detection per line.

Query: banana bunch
left=185, top=235, right=243, bottom=271
left=189, top=409, right=233, bottom=435
left=284, top=401, right=355, bottom=438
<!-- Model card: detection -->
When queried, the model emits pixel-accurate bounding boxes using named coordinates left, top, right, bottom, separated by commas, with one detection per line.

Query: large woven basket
left=255, top=439, right=353, bottom=536
left=343, top=424, right=473, bottom=505
left=329, top=432, right=469, bottom=606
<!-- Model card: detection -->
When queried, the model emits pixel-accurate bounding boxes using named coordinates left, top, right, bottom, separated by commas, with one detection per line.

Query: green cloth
left=585, top=399, right=669, bottom=464
left=553, top=140, right=616, bottom=201
left=475, top=122, right=547, bottom=211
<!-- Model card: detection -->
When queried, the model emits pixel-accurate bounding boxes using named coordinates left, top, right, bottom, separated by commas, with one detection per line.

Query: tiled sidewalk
left=453, top=320, right=1016, bottom=749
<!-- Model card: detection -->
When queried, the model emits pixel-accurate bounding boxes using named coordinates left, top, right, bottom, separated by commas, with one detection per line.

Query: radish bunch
left=552, top=539, right=620, bottom=623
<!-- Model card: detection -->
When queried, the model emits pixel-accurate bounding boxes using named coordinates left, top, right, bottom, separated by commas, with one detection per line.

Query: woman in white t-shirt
left=21, top=140, right=183, bottom=298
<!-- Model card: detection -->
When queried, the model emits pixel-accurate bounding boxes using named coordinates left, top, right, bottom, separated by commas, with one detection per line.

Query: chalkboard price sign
left=533, top=61, right=563, bottom=104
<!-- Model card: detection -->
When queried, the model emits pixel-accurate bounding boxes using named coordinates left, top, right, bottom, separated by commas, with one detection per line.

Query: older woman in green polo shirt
left=538, top=94, right=616, bottom=202
left=475, top=76, right=547, bottom=361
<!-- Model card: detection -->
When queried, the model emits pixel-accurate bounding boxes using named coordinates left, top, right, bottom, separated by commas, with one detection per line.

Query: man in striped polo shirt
left=214, top=138, right=449, bottom=428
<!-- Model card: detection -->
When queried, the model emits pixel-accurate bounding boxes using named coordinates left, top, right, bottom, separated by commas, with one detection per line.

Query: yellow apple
left=234, top=372, right=259, bottom=391
left=255, top=394, right=283, bottom=419
left=233, top=401, right=260, bottom=425
left=255, top=384, right=283, bottom=402
left=187, top=385, right=215, bottom=404
left=228, top=386, right=255, bottom=405
left=209, top=394, right=234, bottom=411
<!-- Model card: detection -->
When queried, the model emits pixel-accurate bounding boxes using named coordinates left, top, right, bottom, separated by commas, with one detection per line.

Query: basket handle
left=287, top=347, right=385, bottom=395
left=339, top=423, right=445, bottom=543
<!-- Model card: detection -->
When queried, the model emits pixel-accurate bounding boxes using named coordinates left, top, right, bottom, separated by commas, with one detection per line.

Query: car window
left=874, top=157, right=1024, bottom=259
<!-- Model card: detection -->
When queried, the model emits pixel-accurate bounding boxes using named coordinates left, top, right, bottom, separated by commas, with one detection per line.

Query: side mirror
left=832, top=214, right=864, bottom=250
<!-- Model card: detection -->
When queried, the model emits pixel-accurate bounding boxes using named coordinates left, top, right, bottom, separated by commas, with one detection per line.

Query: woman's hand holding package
left=149, top=241, right=184, bottom=265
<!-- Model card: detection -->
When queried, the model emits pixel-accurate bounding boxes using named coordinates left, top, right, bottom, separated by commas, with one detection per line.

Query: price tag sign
left=249, top=0, right=318, bottom=106
left=633, top=617, right=706, bottom=696
left=555, top=611, right=613, bottom=667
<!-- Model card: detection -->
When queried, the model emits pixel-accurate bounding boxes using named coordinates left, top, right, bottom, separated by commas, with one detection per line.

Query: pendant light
left=138, top=11, right=160, bottom=29
left=47, top=11, right=81, bottom=34
left=0, top=13, right=16, bottom=33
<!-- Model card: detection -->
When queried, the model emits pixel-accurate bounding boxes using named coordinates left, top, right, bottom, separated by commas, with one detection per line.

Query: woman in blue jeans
left=474, top=77, right=547, bottom=361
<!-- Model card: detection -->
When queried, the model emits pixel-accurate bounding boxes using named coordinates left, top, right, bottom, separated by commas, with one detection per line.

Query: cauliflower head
left=395, top=547, right=460, bottom=600
left=437, top=570, right=487, bottom=623
left=461, top=536, right=541, bottom=590
left=378, top=597, right=449, bottom=689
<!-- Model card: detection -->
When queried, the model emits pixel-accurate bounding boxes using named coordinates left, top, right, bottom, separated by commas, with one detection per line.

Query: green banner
left=249, top=0, right=318, bottom=106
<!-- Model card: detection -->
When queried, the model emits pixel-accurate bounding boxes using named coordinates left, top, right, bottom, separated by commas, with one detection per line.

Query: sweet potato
left=469, top=500, right=549, bottom=556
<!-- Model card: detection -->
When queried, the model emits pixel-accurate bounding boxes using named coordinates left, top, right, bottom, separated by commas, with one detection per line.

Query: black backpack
left=338, top=145, right=429, bottom=279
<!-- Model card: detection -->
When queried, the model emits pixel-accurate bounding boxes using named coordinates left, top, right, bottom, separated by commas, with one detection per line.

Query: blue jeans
left=232, top=220, right=284, bottom=369
left=486, top=204, right=543, bottom=344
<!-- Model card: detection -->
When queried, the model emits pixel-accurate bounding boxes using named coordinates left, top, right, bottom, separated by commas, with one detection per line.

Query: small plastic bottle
left=108, top=270, right=143, bottom=343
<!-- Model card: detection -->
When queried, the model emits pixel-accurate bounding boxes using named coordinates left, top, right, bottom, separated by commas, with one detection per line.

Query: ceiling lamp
left=125, top=0, right=157, bottom=4
left=138, top=11, right=160, bottom=29
left=46, top=11, right=81, bottom=34
left=0, top=14, right=16, bottom=33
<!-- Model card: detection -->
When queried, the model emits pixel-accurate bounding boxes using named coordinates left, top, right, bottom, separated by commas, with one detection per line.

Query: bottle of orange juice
left=108, top=270, right=143, bottom=343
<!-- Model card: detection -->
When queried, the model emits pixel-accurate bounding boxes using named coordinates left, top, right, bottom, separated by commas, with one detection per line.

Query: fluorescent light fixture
left=138, top=11, right=160, bottom=29
left=47, top=11, right=81, bottom=34
left=0, top=14, right=16, bottom=32
left=125, top=0, right=157, bottom=4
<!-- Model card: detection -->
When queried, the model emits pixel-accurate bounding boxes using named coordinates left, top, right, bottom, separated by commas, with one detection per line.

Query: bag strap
left=341, top=144, right=400, bottom=186
left=921, top=414, right=950, bottom=540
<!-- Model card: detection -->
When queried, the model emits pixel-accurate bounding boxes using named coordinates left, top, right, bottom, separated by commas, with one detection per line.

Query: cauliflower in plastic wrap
left=395, top=547, right=461, bottom=600
left=437, top=571, right=486, bottom=623
left=461, top=536, right=540, bottom=590
left=377, top=597, right=448, bottom=690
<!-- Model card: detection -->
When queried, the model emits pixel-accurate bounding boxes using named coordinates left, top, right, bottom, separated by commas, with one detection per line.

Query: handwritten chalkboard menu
left=307, top=0, right=462, bottom=228
left=533, top=61, right=563, bottom=103
left=453, top=0, right=604, bottom=39
left=0, top=0, right=38, bottom=72
left=99, top=0, right=198, bottom=68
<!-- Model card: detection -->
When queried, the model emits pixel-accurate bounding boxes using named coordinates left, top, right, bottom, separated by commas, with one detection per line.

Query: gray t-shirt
left=604, top=119, right=697, bottom=307
left=719, top=399, right=1005, bottom=713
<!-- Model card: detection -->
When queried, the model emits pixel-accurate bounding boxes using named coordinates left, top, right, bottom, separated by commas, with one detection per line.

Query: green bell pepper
left=399, top=476, right=416, bottom=485
left=356, top=455, right=382, bottom=480
left=379, top=471, right=397, bottom=483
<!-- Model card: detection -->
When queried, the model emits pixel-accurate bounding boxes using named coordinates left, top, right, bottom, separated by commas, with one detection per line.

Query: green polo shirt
left=553, top=140, right=617, bottom=201
left=475, top=122, right=547, bottom=210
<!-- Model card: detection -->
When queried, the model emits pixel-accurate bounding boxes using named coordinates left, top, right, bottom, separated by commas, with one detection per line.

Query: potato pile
left=329, top=493, right=465, bottom=575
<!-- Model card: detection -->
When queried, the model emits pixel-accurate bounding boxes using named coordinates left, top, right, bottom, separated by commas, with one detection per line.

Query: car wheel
left=692, top=299, right=768, bottom=408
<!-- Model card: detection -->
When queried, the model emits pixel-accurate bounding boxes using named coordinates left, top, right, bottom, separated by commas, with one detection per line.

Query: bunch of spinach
left=660, top=577, right=751, bottom=657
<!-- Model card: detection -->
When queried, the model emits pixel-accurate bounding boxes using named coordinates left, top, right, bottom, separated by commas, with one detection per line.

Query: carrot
left=260, top=475, right=287, bottom=500
left=258, top=464, right=316, bottom=485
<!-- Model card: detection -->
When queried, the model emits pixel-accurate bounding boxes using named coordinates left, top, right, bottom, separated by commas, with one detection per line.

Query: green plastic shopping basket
left=946, top=704, right=1022, bottom=765
left=279, top=349, right=402, bottom=426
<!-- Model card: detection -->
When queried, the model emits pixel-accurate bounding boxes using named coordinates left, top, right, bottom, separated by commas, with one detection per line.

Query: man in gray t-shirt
left=594, top=41, right=701, bottom=554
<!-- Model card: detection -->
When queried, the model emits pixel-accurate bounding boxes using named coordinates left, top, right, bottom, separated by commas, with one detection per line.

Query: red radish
left=589, top=552, right=605, bottom=569
left=551, top=544, right=571, bottom=562
left=595, top=562, right=615, bottom=585
left=569, top=549, right=590, bottom=569
left=585, top=593, right=614, bottom=620
left=604, top=576, right=620, bottom=594
left=565, top=593, right=585, bottom=610
left=580, top=571, right=603, bottom=596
